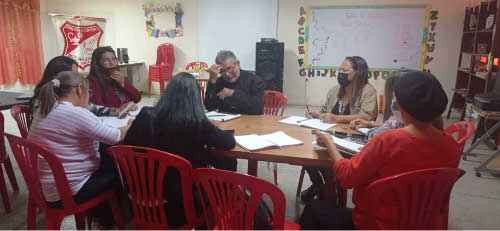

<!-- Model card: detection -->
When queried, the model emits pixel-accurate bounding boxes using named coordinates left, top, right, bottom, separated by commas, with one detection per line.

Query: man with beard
left=205, top=50, right=265, bottom=115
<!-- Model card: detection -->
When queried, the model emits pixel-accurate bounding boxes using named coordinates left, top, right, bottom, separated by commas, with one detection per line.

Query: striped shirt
left=28, top=101, right=121, bottom=202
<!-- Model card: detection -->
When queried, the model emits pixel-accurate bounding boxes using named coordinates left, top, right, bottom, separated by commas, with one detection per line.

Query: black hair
left=338, top=56, right=370, bottom=105
left=123, top=107, right=156, bottom=148
left=32, top=56, right=78, bottom=109
left=89, top=46, right=116, bottom=98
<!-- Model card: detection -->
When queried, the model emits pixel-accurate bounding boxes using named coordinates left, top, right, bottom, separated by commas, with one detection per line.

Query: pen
left=208, top=114, right=225, bottom=117
left=297, top=118, right=309, bottom=123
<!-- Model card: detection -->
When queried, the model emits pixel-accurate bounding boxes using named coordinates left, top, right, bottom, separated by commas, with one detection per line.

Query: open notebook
left=206, top=111, right=241, bottom=122
left=279, top=116, right=335, bottom=131
left=332, top=135, right=364, bottom=153
left=235, top=131, right=303, bottom=151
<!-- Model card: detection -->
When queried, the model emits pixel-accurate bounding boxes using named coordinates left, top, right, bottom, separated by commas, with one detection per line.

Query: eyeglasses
left=220, top=65, right=236, bottom=74
left=101, top=57, right=118, bottom=64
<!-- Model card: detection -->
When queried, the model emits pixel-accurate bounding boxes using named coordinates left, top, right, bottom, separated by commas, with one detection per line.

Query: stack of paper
left=279, top=116, right=335, bottom=131
left=332, top=135, right=364, bottom=153
left=206, top=111, right=241, bottom=122
left=356, top=128, right=372, bottom=134
left=235, top=131, right=303, bottom=151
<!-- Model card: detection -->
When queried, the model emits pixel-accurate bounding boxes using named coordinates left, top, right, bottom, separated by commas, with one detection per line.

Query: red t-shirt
left=333, top=128, right=461, bottom=229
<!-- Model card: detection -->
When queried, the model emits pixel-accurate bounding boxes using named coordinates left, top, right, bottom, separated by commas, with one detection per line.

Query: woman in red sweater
left=88, top=46, right=141, bottom=108
left=300, top=71, right=461, bottom=230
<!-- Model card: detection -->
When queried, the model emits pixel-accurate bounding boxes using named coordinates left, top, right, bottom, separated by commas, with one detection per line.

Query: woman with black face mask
left=301, top=56, right=378, bottom=202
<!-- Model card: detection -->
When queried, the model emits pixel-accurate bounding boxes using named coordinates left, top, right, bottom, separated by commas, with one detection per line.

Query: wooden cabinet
left=447, top=0, right=500, bottom=120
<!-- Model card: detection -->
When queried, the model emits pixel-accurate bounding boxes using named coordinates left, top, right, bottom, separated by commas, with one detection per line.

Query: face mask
left=391, top=102, right=403, bottom=121
left=337, top=72, right=351, bottom=86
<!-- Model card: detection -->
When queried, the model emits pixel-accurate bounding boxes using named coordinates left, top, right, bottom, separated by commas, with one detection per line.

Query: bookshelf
left=447, top=0, right=500, bottom=120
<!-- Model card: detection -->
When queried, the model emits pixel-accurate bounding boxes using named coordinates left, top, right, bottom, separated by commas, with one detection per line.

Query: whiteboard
left=305, top=5, right=429, bottom=71
left=197, top=0, right=277, bottom=70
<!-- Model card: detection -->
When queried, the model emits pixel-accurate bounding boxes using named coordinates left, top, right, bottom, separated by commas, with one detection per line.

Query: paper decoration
left=143, top=2, right=183, bottom=38
left=424, top=9, right=439, bottom=73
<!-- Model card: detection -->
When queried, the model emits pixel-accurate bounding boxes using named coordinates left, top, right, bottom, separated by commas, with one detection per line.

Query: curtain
left=0, top=0, right=43, bottom=85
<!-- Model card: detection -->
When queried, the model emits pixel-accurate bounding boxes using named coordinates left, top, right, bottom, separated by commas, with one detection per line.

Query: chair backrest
left=4, top=133, right=79, bottom=211
left=445, top=120, right=476, bottom=153
left=263, top=90, right=288, bottom=116
left=10, top=105, right=33, bottom=138
left=365, top=168, right=465, bottom=229
left=108, top=145, right=197, bottom=230
left=157, top=43, right=175, bottom=67
left=193, top=168, right=286, bottom=230
left=0, top=113, right=6, bottom=163
left=185, top=61, right=208, bottom=71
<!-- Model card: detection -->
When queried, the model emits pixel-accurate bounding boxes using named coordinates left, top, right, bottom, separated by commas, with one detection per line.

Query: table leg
left=248, top=160, right=258, bottom=176
left=464, top=120, right=500, bottom=160
left=323, top=168, right=346, bottom=207
left=475, top=148, right=500, bottom=176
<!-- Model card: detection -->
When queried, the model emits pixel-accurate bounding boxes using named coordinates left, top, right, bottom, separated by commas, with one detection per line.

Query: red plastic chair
left=108, top=145, right=199, bottom=230
left=193, top=168, right=300, bottom=230
left=0, top=113, right=19, bottom=213
left=148, top=43, right=175, bottom=97
left=185, top=62, right=209, bottom=102
left=263, top=90, right=288, bottom=116
left=444, top=120, right=476, bottom=155
left=4, top=134, right=124, bottom=230
left=364, top=168, right=465, bottom=229
left=263, top=90, right=288, bottom=185
left=10, top=105, right=33, bottom=138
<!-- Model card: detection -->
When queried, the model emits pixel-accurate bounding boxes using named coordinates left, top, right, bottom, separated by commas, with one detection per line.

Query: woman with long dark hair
left=31, top=56, right=131, bottom=117
left=123, top=72, right=236, bottom=228
left=88, top=46, right=141, bottom=108
left=302, top=56, right=378, bottom=202
left=307, top=56, right=377, bottom=123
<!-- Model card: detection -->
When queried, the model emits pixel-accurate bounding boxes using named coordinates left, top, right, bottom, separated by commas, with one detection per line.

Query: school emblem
left=60, top=21, right=103, bottom=70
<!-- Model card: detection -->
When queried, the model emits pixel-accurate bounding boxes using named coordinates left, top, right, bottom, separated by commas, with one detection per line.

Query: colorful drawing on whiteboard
left=143, top=2, right=183, bottom=38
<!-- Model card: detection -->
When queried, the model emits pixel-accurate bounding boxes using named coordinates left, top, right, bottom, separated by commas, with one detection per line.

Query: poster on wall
left=143, top=2, right=184, bottom=38
left=50, top=14, right=107, bottom=72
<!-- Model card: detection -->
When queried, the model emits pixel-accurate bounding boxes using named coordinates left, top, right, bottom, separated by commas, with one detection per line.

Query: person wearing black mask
left=302, top=56, right=377, bottom=202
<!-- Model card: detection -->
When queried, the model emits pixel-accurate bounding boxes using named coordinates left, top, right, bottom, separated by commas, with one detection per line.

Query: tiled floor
left=1, top=95, right=499, bottom=229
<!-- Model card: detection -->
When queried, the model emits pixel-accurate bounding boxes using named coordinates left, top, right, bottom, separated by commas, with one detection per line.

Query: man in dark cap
left=299, top=71, right=461, bottom=230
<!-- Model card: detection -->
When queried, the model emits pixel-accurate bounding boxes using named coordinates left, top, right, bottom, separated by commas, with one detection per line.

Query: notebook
left=99, top=116, right=131, bottom=128
left=356, top=128, right=372, bottom=134
left=206, top=111, right=241, bottom=122
left=235, top=131, right=303, bottom=151
left=332, top=135, right=364, bottom=153
left=279, top=116, right=335, bottom=131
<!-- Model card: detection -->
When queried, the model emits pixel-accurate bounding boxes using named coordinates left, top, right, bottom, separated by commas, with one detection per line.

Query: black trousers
left=48, top=143, right=120, bottom=226
left=304, top=167, right=329, bottom=186
left=300, top=199, right=356, bottom=230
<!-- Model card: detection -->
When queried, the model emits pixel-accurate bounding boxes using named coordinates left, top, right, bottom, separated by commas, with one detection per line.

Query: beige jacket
left=320, top=84, right=378, bottom=121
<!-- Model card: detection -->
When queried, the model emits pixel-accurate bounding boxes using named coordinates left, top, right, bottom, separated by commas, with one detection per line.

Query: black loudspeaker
left=256, top=39, right=284, bottom=92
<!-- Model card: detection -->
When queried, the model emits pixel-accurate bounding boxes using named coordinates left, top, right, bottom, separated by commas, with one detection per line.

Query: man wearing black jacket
left=204, top=50, right=265, bottom=115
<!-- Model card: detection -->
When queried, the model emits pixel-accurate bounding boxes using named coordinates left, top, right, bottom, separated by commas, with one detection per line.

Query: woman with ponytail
left=28, top=71, right=132, bottom=228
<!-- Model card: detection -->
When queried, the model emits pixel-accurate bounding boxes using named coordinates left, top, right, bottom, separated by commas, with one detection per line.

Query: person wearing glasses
left=205, top=50, right=265, bottom=115
left=88, top=46, right=141, bottom=109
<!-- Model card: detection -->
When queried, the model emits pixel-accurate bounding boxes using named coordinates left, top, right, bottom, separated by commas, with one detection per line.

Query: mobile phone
left=118, top=102, right=134, bottom=118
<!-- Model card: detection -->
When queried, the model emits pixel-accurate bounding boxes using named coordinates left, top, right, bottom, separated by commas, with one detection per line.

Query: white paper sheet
left=332, top=135, right=364, bottom=153
left=260, top=131, right=303, bottom=147
left=279, top=116, right=309, bottom=126
left=235, top=134, right=276, bottom=151
left=206, top=111, right=241, bottom=122
left=99, top=116, right=131, bottom=128
left=300, top=119, right=335, bottom=131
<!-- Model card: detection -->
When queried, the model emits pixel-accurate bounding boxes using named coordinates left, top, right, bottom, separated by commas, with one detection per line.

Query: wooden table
left=213, top=115, right=354, bottom=206
left=0, top=91, right=30, bottom=111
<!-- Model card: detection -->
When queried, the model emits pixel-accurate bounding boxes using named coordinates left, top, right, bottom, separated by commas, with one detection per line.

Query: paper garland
left=296, top=6, right=440, bottom=78
left=143, top=2, right=184, bottom=38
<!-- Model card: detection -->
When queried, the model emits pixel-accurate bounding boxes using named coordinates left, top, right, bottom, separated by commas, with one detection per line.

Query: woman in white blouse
left=28, top=71, right=131, bottom=228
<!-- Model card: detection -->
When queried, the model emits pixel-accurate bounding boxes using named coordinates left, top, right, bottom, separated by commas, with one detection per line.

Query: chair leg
left=45, top=215, right=63, bottom=230
left=27, top=197, right=37, bottom=230
left=0, top=166, right=11, bottom=213
left=109, top=194, right=124, bottom=229
left=273, top=163, right=278, bottom=185
left=296, top=167, right=306, bottom=197
left=74, top=212, right=86, bottom=230
left=4, top=157, right=19, bottom=191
